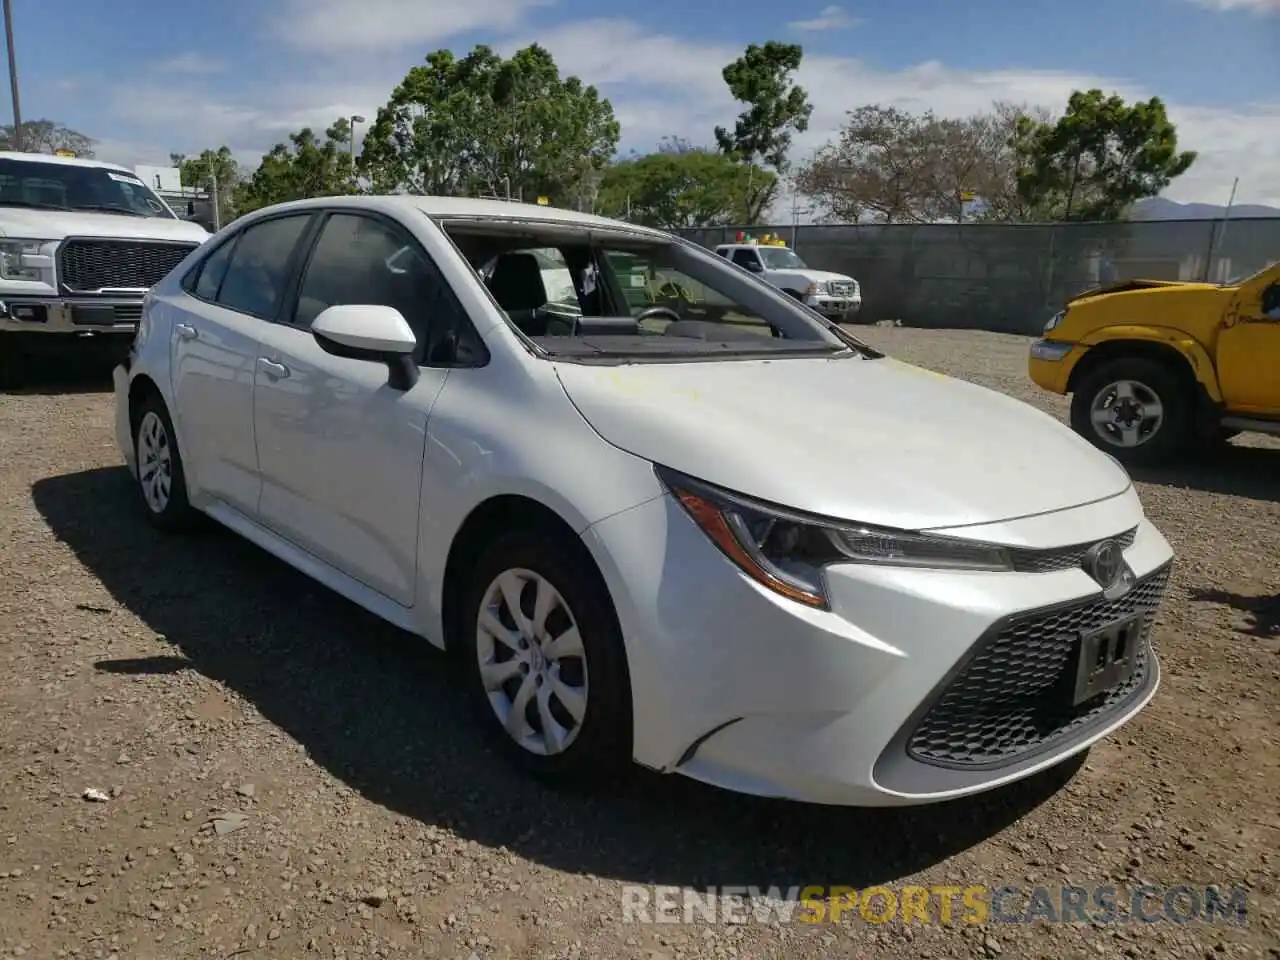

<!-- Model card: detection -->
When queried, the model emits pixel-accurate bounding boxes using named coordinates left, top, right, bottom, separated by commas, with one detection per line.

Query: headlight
left=1044, top=309, right=1065, bottom=332
left=0, top=239, right=47, bottom=281
left=804, top=282, right=823, bottom=297
left=657, top=466, right=1014, bottom=609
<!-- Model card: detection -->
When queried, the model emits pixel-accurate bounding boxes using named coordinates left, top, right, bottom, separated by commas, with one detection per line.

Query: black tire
left=133, top=393, right=198, bottom=532
left=459, top=526, right=632, bottom=783
left=1070, top=357, right=1191, bottom=467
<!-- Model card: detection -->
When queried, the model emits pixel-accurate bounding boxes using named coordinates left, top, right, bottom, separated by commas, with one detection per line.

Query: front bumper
left=0, top=296, right=144, bottom=336
left=584, top=489, right=1173, bottom=806
left=805, top=294, right=861, bottom=318
left=1028, top=338, right=1086, bottom=393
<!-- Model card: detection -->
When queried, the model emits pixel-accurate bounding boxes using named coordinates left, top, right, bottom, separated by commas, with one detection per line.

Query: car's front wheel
left=134, top=394, right=198, bottom=531
left=1070, top=357, right=1190, bottom=466
left=460, top=527, right=631, bottom=782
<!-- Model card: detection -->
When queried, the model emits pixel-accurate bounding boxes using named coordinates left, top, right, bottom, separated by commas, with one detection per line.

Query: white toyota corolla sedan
left=113, top=195, right=1175, bottom=806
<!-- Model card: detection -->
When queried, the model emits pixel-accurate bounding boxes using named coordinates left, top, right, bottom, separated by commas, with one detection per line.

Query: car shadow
left=1188, top=587, right=1279, bottom=640
left=32, top=465, right=1078, bottom=891
left=1127, top=444, right=1280, bottom=502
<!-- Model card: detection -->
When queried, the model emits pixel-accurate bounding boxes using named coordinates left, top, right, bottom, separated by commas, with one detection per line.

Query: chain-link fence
left=679, top=218, right=1280, bottom=334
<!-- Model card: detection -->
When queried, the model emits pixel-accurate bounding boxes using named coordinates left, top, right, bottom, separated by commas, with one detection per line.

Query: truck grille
left=828, top=280, right=855, bottom=298
left=58, top=239, right=198, bottom=294
left=906, top=565, right=1170, bottom=769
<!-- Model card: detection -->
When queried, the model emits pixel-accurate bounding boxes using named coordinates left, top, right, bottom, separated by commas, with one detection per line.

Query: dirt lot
left=1, top=327, right=1277, bottom=960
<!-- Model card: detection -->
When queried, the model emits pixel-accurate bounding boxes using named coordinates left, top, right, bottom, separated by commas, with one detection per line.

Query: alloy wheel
left=475, top=568, right=589, bottom=756
left=1089, top=379, right=1165, bottom=448
left=137, top=410, right=173, bottom=514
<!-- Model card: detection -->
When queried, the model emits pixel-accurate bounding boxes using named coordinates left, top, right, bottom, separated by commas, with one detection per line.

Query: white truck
left=714, top=239, right=862, bottom=322
left=0, top=151, right=209, bottom=386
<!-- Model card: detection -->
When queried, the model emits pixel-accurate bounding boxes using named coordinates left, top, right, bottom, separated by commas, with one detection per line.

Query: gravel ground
left=1, top=327, right=1277, bottom=960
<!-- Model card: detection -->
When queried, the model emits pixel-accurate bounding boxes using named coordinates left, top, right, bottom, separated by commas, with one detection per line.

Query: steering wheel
left=634, top=305, right=683, bottom=325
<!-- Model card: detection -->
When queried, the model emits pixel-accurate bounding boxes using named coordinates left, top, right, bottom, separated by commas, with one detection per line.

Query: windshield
left=1224, top=258, right=1279, bottom=286
left=757, top=246, right=808, bottom=269
left=447, top=221, right=854, bottom=362
left=0, top=158, right=176, bottom=219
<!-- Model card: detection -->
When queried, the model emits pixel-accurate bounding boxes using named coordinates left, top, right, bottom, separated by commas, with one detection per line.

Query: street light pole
left=349, top=115, right=364, bottom=188
left=3, top=0, right=22, bottom=151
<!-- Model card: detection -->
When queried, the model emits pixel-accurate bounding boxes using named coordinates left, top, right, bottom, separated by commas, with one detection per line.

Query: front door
left=1217, top=261, right=1280, bottom=415
left=252, top=211, right=453, bottom=606
left=169, top=213, right=313, bottom=515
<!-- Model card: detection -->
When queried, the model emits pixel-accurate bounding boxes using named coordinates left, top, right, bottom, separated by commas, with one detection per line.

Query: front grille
left=907, top=566, right=1170, bottom=769
left=1009, top=528, right=1138, bottom=573
left=828, top=281, right=854, bottom=297
left=58, top=239, right=198, bottom=293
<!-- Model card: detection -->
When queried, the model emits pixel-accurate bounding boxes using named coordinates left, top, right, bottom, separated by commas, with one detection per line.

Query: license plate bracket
left=1073, top=614, right=1144, bottom=705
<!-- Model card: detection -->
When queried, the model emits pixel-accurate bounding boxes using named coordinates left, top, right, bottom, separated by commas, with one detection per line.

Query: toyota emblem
left=1085, top=539, right=1133, bottom=598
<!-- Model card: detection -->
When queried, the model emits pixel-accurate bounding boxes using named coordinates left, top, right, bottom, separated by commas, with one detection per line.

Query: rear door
left=1217, top=261, right=1280, bottom=415
left=169, top=213, right=314, bottom=515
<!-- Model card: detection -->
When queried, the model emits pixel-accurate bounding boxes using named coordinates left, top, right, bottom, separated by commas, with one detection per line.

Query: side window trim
left=181, top=231, right=241, bottom=301
left=188, top=212, right=317, bottom=321
left=286, top=208, right=490, bottom=368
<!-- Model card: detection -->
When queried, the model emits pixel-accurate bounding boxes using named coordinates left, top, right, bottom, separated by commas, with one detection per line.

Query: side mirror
left=1261, top=282, right=1280, bottom=316
left=311, top=304, right=420, bottom=390
left=744, top=259, right=763, bottom=273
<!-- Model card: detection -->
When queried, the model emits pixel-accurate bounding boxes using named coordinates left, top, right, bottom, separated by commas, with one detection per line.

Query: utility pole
left=349, top=115, right=365, bottom=188
left=1202, top=176, right=1238, bottom=282
left=210, top=172, right=221, bottom=231
left=3, top=0, right=21, bottom=151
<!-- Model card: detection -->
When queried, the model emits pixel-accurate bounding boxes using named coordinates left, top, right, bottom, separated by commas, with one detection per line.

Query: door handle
left=257, top=357, right=290, bottom=380
left=176, top=323, right=198, bottom=341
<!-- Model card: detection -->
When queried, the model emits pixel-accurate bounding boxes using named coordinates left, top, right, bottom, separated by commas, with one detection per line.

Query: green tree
left=597, top=140, right=773, bottom=229
left=359, top=44, right=619, bottom=206
left=713, top=41, right=813, bottom=224
left=0, top=119, right=96, bottom=157
left=236, top=119, right=356, bottom=214
left=1014, top=89, right=1196, bottom=221
left=169, top=146, right=241, bottom=225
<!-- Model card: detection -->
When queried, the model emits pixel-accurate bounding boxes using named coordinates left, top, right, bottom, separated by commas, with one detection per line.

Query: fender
left=1076, top=324, right=1224, bottom=403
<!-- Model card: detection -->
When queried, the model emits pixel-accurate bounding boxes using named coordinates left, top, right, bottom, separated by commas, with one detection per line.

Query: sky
left=12, top=0, right=1280, bottom=209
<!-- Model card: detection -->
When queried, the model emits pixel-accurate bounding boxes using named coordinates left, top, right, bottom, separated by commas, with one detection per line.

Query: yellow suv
left=1028, top=260, right=1280, bottom=466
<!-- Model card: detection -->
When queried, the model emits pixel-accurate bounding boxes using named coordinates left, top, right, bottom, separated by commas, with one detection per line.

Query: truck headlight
left=0, top=239, right=49, bottom=282
left=804, top=282, right=824, bottom=297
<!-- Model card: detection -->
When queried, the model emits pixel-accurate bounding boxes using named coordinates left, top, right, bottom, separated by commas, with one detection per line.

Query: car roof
left=238, top=194, right=670, bottom=238
left=0, top=150, right=137, bottom=174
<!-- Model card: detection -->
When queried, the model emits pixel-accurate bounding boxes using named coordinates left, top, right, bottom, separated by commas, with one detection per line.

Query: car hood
left=772, top=268, right=855, bottom=285
left=1067, top=278, right=1218, bottom=303
left=554, top=355, right=1131, bottom=530
left=0, top=208, right=209, bottom=242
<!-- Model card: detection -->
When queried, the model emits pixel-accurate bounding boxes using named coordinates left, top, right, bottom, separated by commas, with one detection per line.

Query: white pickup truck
left=714, top=241, right=862, bottom=322
left=0, top=151, right=209, bottom=386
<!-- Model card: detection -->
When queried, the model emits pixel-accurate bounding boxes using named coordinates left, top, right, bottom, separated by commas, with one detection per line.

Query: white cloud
left=92, top=16, right=1280, bottom=209
left=152, top=53, right=226, bottom=74
left=789, top=5, right=860, bottom=31
left=1189, top=0, right=1279, bottom=12
left=273, top=0, right=553, bottom=51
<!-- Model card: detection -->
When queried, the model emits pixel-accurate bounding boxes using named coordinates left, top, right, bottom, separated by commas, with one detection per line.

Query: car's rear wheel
left=134, top=394, right=198, bottom=531
left=1070, top=357, right=1190, bottom=466
left=460, top=527, right=631, bottom=782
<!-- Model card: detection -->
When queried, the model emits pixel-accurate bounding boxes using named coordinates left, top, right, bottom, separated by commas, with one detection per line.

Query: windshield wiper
left=0, top=199, right=72, bottom=211
left=70, top=203, right=148, bottom=217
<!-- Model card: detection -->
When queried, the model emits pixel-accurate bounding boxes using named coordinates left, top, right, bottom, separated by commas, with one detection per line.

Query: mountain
left=1130, top=197, right=1280, bottom=221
